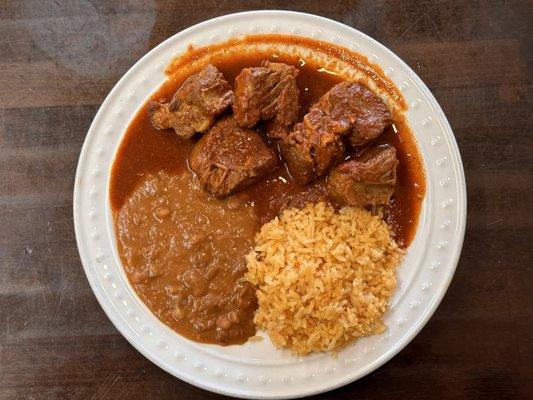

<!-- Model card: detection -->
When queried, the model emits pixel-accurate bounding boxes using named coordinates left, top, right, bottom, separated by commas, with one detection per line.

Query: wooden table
left=1, top=1, right=531, bottom=399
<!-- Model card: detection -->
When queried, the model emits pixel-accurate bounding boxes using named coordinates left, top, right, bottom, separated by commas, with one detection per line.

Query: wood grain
left=0, top=0, right=531, bottom=399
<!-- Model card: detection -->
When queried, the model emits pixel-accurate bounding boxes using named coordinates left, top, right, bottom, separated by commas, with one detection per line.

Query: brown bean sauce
left=110, top=35, right=426, bottom=345
left=115, top=172, right=258, bottom=344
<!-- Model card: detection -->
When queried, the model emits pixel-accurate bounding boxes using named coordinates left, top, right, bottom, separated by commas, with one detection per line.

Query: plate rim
left=73, top=10, right=467, bottom=399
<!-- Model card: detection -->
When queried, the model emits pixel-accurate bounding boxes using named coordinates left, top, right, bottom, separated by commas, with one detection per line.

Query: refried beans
left=115, top=171, right=258, bottom=344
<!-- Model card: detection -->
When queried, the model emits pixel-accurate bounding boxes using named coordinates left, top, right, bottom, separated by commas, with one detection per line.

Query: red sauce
left=110, top=36, right=425, bottom=246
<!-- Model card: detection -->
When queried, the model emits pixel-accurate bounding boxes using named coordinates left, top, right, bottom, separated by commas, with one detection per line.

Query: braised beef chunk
left=280, top=108, right=347, bottom=184
left=315, top=82, right=392, bottom=147
left=279, top=82, right=392, bottom=184
left=233, top=61, right=299, bottom=128
left=280, top=182, right=329, bottom=211
left=149, top=101, right=211, bottom=138
left=313, top=82, right=358, bottom=130
left=327, top=145, right=398, bottom=207
left=150, top=64, right=233, bottom=138
left=188, top=117, right=278, bottom=197
left=264, top=120, right=291, bottom=140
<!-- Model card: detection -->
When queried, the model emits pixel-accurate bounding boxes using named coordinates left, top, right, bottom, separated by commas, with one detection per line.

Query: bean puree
left=116, top=172, right=258, bottom=344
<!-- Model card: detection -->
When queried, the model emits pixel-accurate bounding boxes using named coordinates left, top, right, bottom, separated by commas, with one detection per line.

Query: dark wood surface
left=1, top=1, right=531, bottom=399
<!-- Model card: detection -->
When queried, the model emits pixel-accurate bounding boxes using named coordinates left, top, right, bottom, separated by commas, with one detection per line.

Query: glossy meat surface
left=233, top=61, right=299, bottom=128
left=150, top=64, right=233, bottom=138
left=189, top=116, right=279, bottom=197
left=327, top=145, right=398, bottom=206
left=280, top=108, right=347, bottom=184
left=315, top=82, right=392, bottom=147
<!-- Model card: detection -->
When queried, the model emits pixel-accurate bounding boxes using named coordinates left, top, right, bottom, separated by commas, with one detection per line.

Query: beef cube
left=327, top=145, right=398, bottom=207
left=280, top=182, right=329, bottom=211
left=188, top=117, right=278, bottom=197
left=315, top=82, right=392, bottom=147
left=150, top=64, right=233, bottom=138
left=149, top=101, right=211, bottom=137
left=264, top=120, right=291, bottom=140
left=280, top=108, right=346, bottom=184
left=233, top=61, right=299, bottom=128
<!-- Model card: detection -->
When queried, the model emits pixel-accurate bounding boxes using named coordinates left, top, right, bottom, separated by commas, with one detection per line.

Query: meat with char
left=188, top=116, right=279, bottom=198
left=314, top=82, right=392, bottom=147
left=233, top=61, right=299, bottom=128
left=280, top=108, right=347, bottom=184
left=327, top=145, right=398, bottom=207
left=150, top=64, right=234, bottom=138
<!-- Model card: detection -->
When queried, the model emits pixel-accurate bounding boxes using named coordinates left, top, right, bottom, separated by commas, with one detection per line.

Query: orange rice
left=245, top=202, right=402, bottom=355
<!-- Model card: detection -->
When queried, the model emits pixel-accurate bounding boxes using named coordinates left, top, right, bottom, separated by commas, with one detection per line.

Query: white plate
left=74, top=10, right=466, bottom=399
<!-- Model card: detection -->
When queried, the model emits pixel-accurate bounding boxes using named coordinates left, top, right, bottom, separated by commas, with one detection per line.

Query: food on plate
left=280, top=107, right=347, bottom=184
left=314, top=82, right=392, bottom=147
left=110, top=35, right=426, bottom=350
left=245, top=202, right=402, bottom=355
left=115, top=171, right=258, bottom=344
left=264, top=119, right=291, bottom=139
left=327, top=145, right=398, bottom=207
left=233, top=61, right=299, bottom=128
left=188, top=116, right=278, bottom=197
left=149, top=64, right=234, bottom=138
left=279, top=81, right=392, bottom=184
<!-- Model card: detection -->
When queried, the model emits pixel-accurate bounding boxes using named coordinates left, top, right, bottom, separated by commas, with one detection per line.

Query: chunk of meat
left=233, top=61, right=299, bottom=128
left=280, top=108, right=347, bottom=184
left=264, top=120, right=291, bottom=140
left=327, top=145, right=398, bottom=207
left=188, top=117, right=278, bottom=197
left=150, top=102, right=210, bottom=138
left=315, top=82, right=392, bottom=147
left=280, top=182, right=329, bottom=211
left=150, top=64, right=233, bottom=138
